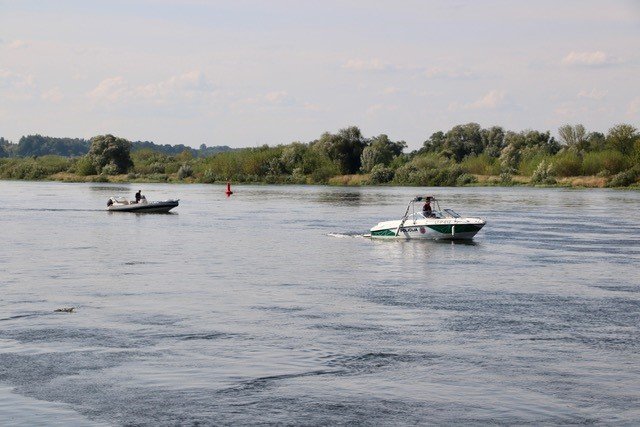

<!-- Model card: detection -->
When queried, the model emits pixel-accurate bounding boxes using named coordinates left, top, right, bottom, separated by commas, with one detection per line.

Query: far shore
left=2, top=172, right=635, bottom=190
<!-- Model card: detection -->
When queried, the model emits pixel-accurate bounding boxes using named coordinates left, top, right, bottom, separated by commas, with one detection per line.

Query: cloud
left=380, top=87, right=399, bottom=95
left=577, top=88, right=607, bottom=100
left=554, top=101, right=614, bottom=120
left=561, top=51, right=615, bottom=67
left=138, top=70, right=213, bottom=98
left=264, top=90, right=290, bottom=104
left=7, top=39, right=30, bottom=49
left=87, top=76, right=129, bottom=103
left=627, top=97, right=640, bottom=118
left=303, top=102, right=324, bottom=112
left=0, top=69, right=34, bottom=89
left=233, top=90, right=298, bottom=111
left=366, top=103, right=399, bottom=116
left=87, top=70, right=216, bottom=106
left=424, top=67, right=474, bottom=79
left=0, top=68, right=35, bottom=100
left=41, top=87, right=63, bottom=102
left=450, top=90, right=509, bottom=111
left=342, top=58, right=392, bottom=71
left=554, top=103, right=579, bottom=119
left=553, top=102, right=592, bottom=119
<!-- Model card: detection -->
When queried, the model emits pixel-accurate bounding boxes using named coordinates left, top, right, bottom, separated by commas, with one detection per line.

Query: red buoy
left=225, top=181, right=233, bottom=197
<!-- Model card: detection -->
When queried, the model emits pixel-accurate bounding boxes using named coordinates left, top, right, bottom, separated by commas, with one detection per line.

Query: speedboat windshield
left=403, top=197, right=462, bottom=220
left=407, top=212, right=425, bottom=221
left=442, top=209, right=461, bottom=218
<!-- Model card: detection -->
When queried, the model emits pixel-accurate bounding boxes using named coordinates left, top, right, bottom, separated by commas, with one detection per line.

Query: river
left=1, top=181, right=639, bottom=425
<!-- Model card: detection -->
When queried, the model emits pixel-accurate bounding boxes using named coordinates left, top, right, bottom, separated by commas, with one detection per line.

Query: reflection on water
left=0, top=182, right=639, bottom=425
left=317, top=191, right=364, bottom=206
left=89, top=185, right=131, bottom=192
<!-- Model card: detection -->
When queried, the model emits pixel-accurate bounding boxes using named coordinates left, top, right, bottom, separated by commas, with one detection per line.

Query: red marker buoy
left=225, top=181, right=233, bottom=197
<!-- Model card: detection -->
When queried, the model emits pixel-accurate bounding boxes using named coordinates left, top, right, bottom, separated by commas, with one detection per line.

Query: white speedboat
left=107, top=196, right=179, bottom=213
left=368, top=196, right=485, bottom=240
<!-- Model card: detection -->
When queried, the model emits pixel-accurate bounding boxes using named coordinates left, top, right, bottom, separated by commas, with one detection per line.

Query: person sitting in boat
left=423, top=197, right=434, bottom=217
left=135, top=190, right=142, bottom=203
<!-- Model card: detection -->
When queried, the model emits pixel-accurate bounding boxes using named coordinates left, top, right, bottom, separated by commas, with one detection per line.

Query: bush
left=369, top=164, right=395, bottom=184
left=553, top=151, right=582, bottom=177
left=100, top=163, right=119, bottom=176
left=518, top=152, right=553, bottom=176
left=530, top=160, right=557, bottom=185
left=200, top=168, right=217, bottom=183
left=456, top=173, right=478, bottom=186
left=149, top=173, right=169, bottom=182
left=16, top=162, right=46, bottom=179
left=310, top=164, right=337, bottom=183
left=500, top=172, right=513, bottom=185
left=460, top=153, right=500, bottom=175
left=0, top=157, right=71, bottom=180
left=149, top=162, right=166, bottom=174
left=393, top=160, right=465, bottom=186
left=91, top=175, right=109, bottom=182
left=582, top=150, right=627, bottom=175
left=177, top=164, right=193, bottom=179
left=607, top=168, right=639, bottom=187
left=290, top=168, right=308, bottom=184
left=74, top=156, right=97, bottom=176
left=165, top=163, right=180, bottom=174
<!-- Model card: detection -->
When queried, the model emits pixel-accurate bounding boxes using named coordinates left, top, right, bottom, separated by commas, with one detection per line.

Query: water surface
left=1, top=182, right=639, bottom=425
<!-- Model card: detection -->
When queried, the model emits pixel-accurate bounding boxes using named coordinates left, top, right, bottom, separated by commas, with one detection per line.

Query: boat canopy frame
left=395, top=195, right=440, bottom=236
left=404, top=196, right=441, bottom=218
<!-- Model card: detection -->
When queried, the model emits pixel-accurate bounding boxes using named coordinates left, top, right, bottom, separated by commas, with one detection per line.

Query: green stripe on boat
left=371, top=229, right=396, bottom=236
left=427, top=224, right=482, bottom=234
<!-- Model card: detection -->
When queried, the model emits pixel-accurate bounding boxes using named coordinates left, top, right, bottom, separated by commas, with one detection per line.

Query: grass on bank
left=39, top=171, right=629, bottom=188
left=2, top=152, right=639, bottom=188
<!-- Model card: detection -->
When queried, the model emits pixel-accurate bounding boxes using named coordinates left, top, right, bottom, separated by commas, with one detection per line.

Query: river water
left=1, top=181, right=639, bottom=425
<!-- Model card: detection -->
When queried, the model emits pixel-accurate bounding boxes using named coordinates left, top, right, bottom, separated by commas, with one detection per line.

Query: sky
left=1, top=0, right=639, bottom=150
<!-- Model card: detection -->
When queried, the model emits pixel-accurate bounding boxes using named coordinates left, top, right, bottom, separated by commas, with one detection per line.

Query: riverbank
left=5, top=171, right=632, bottom=189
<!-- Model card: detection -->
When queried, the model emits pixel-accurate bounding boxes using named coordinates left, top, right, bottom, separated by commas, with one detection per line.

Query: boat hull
left=107, top=200, right=179, bottom=213
left=370, top=219, right=485, bottom=240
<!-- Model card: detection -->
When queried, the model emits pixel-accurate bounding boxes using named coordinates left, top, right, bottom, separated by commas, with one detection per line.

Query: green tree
left=360, top=134, right=406, bottom=173
left=443, top=123, right=483, bottom=162
left=558, top=124, right=588, bottom=152
left=481, top=126, right=505, bottom=158
left=586, top=132, right=606, bottom=151
left=522, top=130, right=558, bottom=153
left=313, top=126, right=367, bottom=174
left=88, top=134, right=133, bottom=174
left=368, top=164, right=395, bottom=183
left=606, top=124, right=638, bottom=156
left=279, top=142, right=308, bottom=174
left=421, top=131, right=446, bottom=153
left=499, top=143, right=520, bottom=174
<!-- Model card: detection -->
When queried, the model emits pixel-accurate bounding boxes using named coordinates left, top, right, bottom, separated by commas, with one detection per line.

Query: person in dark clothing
left=135, top=190, right=142, bottom=203
left=423, top=197, right=433, bottom=217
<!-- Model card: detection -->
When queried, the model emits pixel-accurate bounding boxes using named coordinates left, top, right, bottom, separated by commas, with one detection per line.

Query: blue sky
left=1, top=0, right=639, bottom=150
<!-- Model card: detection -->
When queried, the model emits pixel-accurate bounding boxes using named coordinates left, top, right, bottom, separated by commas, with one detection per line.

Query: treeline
left=0, top=135, right=90, bottom=157
left=418, top=123, right=640, bottom=186
left=0, top=135, right=232, bottom=158
left=1, top=123, right=639, bottom=187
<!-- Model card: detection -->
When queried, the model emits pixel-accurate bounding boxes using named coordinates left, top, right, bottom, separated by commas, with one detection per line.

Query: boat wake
left=1, top=208, right=104, bottom=212
left=327, top=232, right=368, bottom=239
